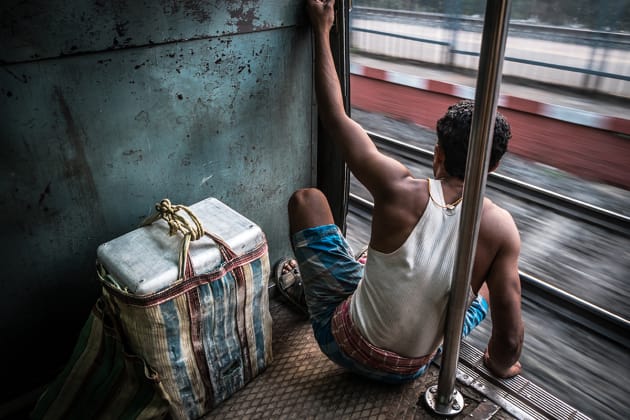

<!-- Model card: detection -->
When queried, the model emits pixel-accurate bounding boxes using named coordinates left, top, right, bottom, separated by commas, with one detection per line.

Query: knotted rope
left=143, top=199, right=205, bottom=279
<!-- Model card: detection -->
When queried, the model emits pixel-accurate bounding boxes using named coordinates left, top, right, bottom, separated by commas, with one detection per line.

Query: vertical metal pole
left=423, top=0, right=512, bottom=416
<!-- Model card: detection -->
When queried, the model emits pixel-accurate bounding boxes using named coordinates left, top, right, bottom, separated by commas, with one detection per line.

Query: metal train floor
left=204, top=294, right=589, bottom=419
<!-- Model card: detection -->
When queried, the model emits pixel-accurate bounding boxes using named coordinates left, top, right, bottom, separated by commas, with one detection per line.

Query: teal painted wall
left=1, top=1, right=314, bottom=399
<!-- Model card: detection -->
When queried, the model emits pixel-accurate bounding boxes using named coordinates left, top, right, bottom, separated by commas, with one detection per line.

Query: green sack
left=31, top=298, right=170, bottom=420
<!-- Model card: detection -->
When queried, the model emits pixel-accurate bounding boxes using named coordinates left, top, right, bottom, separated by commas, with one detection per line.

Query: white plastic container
left=96, top=197, right=265, bottom=295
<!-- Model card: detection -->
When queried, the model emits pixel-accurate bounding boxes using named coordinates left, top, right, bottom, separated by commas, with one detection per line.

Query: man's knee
left=288, top=188, right=334, bottom=233
left=289, top=188, right=326, bottom=213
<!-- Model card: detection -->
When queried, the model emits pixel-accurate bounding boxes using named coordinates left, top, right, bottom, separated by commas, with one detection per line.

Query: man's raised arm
left=306, top=0, right=411, bottom=198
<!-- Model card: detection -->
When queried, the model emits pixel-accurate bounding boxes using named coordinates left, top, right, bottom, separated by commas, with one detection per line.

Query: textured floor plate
left=204, top=295, right=589, bottom=419
left=205, top=297, right=509, bottom=419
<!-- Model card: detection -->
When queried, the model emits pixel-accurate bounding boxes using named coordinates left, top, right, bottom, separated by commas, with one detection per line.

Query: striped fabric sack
left=97, top=198, right=273, bottom=419
left=33, top=198, right=272, bottom=420
left=31, top=298, right=170, bottom=419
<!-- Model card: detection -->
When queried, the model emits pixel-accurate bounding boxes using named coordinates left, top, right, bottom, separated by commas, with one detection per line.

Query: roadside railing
left=350, top=6, right=630, bottom=97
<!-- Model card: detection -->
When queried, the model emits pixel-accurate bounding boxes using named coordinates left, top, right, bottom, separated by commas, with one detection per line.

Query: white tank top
left=349, top=178, right=462, bottom=358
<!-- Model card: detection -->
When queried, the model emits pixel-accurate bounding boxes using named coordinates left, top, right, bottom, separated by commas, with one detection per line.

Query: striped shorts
left=291, top=224, right=488, bottom=384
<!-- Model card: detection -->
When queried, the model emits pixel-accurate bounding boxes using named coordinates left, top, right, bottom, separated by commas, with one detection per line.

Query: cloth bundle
left=33, top=198, right=273, bottom=419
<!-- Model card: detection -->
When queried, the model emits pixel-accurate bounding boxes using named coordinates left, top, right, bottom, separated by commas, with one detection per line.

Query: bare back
left=370, top=176, right=520, bottom=297
left=369, top=175, right=523, bottom=377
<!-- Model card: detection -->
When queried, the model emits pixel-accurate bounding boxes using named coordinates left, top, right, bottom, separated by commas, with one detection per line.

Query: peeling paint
left=122, top=149, right=142, bottom=156
left=182, top=0, right=212, bottom=24
left=38, top=182, right=52, bottom=206
left=115, top=21, right=129, bottom=37
left=2, top=1, right=299, bottom=63
left=134, top=110, right=149, bottom=127
left=122, top=149, right=143, bottom=164
left=228, top=2, right=256, bottom=33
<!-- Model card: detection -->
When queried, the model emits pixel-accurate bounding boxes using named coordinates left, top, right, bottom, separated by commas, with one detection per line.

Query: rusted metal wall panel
left=1, top=1, right=301, bottom=62
left=0, top=1, right=314, bottom=400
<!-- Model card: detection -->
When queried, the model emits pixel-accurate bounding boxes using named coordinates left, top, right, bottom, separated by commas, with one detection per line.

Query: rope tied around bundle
left=152, top=199, right=205, bottom=241
left=144, top=198, right=206, bottom=280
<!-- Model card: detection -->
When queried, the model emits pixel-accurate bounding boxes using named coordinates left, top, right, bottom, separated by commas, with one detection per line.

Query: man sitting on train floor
left=274, top=0, right=524, bottom=382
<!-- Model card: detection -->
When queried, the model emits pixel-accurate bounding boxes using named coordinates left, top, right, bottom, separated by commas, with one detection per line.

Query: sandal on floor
left=273, top=258, right=309, bottom=318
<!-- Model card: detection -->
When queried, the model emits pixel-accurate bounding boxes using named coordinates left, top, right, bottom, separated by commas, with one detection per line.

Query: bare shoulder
left=476, top=197, right=521, bottom=285
left=370, top=176, right=429, bottom=253
left=478, top=198, right=521, bottom=296
left=481, top=198, right=520, bottom=246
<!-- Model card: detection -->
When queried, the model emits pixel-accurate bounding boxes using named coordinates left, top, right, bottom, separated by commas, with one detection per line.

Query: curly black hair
left=436, top=99, right=511, bottom=179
